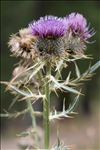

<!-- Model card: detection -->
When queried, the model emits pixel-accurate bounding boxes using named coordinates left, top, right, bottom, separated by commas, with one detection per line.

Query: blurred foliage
left=1, top=1, right=100, bottom=128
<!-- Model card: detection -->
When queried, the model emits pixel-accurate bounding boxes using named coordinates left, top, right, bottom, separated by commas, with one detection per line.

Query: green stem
left=43, top=63, right=51, bottom=149
left=27, top=100, right=38, bottom=146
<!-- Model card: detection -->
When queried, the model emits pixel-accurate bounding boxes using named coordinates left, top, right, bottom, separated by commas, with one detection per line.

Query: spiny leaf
left=71, top=60, right=100, bottom=84
left=64, top=72, right=71, bottom=85
left=74, top=62, right=81, bottom=78
left=9, top=61, right=41, bottom=84
left=85, top=60, right=100, bottom=74
left=55, top=60, right=66, bottom=79
left=28, top=62, right=45, bottom=82
left=8, top=95, right=19, bottom=110
left=67, top=92, right=80, bottom=113
left=55, top=60, right=64, bottom=78
left=1, top=81, right=45, bottom=101
left=49, top=93, right=80, bottom=121
left=0, top=108, right=29, bottom=118
left=50, top=75, right=81, bottom=95
left=1, top=81, right=31, bottom=97
left=64, top=54, right=91, bottom=62
left=55, top=60, right=64, bottom=72
left=63, top=98, right=66, bottom=112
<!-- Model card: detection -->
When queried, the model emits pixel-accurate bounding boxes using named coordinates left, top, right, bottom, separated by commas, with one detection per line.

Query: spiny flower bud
left=64, top=32, right=87, bottom=55
left=63, top=13, right=95, bottom=55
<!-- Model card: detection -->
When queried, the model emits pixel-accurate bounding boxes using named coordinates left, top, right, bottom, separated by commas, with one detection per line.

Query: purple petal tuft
left=29, top=16, right=67, bottom=38
left=65, top=13, right=95, bottom=40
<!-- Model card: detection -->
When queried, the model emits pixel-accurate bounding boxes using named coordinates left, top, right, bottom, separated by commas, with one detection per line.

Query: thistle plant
left=1, top=12, right=100, bottom=150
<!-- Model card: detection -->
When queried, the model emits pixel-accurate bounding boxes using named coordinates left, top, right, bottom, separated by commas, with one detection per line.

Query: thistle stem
left=43, top=63, right=51, bottom=149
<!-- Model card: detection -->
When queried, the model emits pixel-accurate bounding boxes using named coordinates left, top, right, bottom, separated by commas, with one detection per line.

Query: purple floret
left=29, top=16, right=67, bottom=38
left=65, top=13, right=95, bottom=40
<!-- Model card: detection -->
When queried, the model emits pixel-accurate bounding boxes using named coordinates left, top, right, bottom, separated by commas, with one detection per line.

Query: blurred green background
left=1, top=1, right=100, bottom=149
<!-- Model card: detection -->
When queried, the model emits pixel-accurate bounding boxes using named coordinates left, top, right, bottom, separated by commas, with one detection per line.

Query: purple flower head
left=29, top=16, right=67, bottom=38
left=65, top=13, right=95, bottom=40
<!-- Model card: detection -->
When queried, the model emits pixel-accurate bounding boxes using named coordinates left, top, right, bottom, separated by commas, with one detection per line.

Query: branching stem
left=27, top=100, right=38, bottom=146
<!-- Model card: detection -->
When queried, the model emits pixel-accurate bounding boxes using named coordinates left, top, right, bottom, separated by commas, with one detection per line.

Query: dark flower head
left=29, top=16, right=67, bottom=38
left=37, top=37, right=65, bottom=56
left=65, top=13, right=95, bottom=40
left=64, top=33, right=86, bottom=55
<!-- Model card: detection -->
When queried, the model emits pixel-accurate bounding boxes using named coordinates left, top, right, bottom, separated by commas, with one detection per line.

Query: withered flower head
left=8, top=28, right=38, bottom=59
